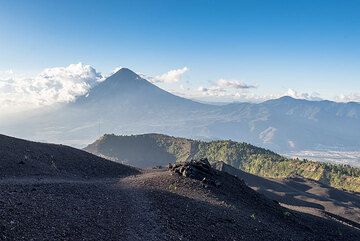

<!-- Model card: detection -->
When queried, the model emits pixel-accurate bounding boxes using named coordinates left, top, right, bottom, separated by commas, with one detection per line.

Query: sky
left=1, top=0, right=360, bottom=111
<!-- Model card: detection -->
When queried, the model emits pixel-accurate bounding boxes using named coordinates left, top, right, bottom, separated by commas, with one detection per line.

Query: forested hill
left=85, top=133, right=360, bottom=192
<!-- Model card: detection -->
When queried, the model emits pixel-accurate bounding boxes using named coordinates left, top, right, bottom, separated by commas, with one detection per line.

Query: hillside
left=85, top=133, right=360, bottom=192
left=1, top=158, right=360, bottom=240
left=0, top=134, right=138, bottom=178
left=215, top=161, right=360, bottom=226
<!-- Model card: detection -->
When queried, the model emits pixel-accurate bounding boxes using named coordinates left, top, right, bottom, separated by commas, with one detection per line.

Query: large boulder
left=168, top=158, right=221, bottom=187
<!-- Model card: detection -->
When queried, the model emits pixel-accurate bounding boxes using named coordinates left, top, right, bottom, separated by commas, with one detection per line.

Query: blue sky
left=1, top=0, right=360, bottom=103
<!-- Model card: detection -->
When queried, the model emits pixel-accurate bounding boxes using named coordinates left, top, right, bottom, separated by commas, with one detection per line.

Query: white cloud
left=196, top=86, right=261, bottom=101
left=195, top=86, right=324, bottom=103
left=198, top=86, right=227, bottom=96
left=0, top=63, right=102, bottom=114
left=196, top=77, right=256, bottom=99
left=284, top=89, right=322, bottom=101
left=0, top=69, right=14, bottom=80
left=335, top=93, right=360, bottom=102
left=152, top=67, right=189, bottom=83
left=216, top=79, right=256, bottom=89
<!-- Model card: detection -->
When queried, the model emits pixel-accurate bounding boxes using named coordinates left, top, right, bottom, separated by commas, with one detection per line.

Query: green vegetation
left=240, top=157, right=360, bottom=192
left=88, top=134, right=360, bottom=192
left=190, top=140, right=360, bottom=192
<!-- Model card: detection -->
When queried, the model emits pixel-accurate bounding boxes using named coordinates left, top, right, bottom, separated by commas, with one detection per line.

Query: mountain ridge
left=2, top=67, right=360, bottom=156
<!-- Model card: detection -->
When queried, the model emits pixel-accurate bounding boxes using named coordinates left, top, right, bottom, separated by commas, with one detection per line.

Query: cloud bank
left=0, top=63, right=102, bottom=115
left=196, top=85, right=324, bottom=103
left=335, top=93, right=360, bottom=102
left=0, top=69, right=14, bottom=80
left=284, top=89, right=322, bottom=101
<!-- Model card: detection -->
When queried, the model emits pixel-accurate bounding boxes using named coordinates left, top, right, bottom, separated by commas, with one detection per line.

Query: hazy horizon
left=1, top=0, right=360, bottom=116
left=1, top=65, right=359, bottom=117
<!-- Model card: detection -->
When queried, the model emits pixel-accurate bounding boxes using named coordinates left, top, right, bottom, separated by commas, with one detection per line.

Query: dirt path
left=117, top=172, right=169, bottom=241
left=0, top=173, right=173, bottom=241
left=0, top=174, right=168, bottom=241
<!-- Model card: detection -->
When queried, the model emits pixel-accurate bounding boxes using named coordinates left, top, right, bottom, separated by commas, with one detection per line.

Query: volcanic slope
left=215, top=161, right=360, bottom=227
left=1, top=137, right=360, bottom=241
left=0, top=134, right=138, bottom=178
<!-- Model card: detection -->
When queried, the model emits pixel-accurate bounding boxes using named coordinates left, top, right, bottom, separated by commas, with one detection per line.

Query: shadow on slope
left=127, top=163, right=360, bottom=241
left=215, top=161, right=360, bottom=225
left=84, top=133, right=189, bottom=168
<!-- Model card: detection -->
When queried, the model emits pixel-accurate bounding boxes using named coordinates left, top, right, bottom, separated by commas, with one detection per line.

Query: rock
left=168, top=158, right=223, bottom=188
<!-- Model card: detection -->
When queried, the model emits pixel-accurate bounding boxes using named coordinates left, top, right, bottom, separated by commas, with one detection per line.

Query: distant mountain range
left=2, top=68, right=360, bottom=155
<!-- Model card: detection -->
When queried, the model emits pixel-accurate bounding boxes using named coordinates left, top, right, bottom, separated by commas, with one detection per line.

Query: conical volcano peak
left=110, top=67, right=140, bottom=80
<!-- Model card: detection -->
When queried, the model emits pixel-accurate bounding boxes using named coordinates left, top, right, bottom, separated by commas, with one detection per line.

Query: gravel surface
left=0, top=134, right=139, bottom=178
left=1, top=168, right=360, bottom=241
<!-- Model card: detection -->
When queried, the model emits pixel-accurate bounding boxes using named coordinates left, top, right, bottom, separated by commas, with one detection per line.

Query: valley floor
left=1, top=169, right=360, bottom=241
left=287, top=150, right=360, bottom=167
